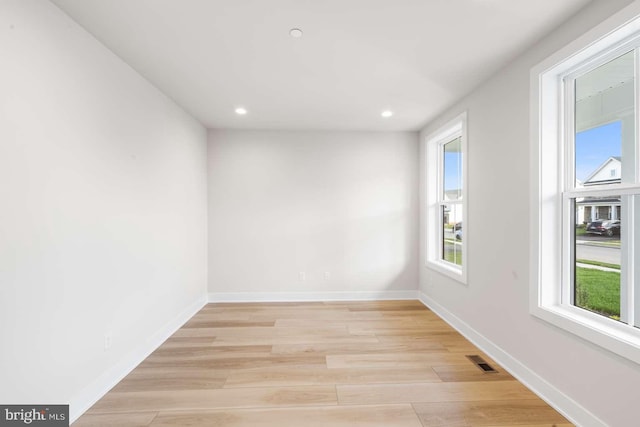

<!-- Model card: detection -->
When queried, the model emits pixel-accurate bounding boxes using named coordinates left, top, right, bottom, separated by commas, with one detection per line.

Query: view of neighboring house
left=576, top=156, right=621, bottom=224
left=443, top=189, right=463, bottom=226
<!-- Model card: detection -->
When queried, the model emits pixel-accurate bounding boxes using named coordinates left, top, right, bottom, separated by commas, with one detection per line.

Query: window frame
left=425, top=112, right=468, bottom=284
left=531, top=3, right=640, bottom=365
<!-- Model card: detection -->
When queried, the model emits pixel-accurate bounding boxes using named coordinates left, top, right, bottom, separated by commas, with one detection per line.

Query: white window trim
left=425, top=112, right=468, bottom=284
left=530, top=2, right=640, bottom=365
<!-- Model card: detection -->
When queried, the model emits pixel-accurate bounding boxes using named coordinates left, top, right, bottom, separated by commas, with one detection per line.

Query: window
left=532, top=8, right=640, bottom=364
left=425, top=112, right=467, bottom=283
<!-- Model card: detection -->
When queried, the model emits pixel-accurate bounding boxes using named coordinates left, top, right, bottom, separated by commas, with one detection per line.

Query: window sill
left=425, top=260, right=467, bottom=285
left=532, top=303, right=640, bottom=365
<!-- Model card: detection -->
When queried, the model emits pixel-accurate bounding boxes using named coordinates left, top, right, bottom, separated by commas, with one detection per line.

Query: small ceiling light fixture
left=235, top=107, right=248, bottom=115
left=381, top=110, right=394, bottom=118
left=289, top=28, right=303, bottom=38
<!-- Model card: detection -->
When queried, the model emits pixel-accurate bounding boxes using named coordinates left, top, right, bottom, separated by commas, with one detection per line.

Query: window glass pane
left=442, top=204, right=462, bottom=266
left=443, top=137, right=462, bottom=200
left=574, top=196, right=621, bottom=321
left=575, top=51, right=635, bottom=188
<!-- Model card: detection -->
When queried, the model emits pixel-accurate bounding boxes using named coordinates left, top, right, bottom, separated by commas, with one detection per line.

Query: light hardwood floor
left=73, top=301, right=572, bottom=426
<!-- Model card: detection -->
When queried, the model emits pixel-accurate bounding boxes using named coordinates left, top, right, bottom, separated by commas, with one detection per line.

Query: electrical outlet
left=299, top=272, right=306, bottom=281
left=104, top=333, right=112, bottom=351
left=324, top=271, right=331, bottom=280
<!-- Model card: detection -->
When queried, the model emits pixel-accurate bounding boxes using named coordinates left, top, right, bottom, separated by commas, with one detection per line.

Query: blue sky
left=444, top=151, right=462, bottom=191
left=575, top=121, right=621, bottom=182
left=442, top=121, right=622, bottom=191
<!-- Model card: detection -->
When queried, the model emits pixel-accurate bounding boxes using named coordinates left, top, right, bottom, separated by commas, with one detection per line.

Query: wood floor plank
left=88, top=386, right=338, bottom=414
left=111, top=367, right=230, bottom=392
left=182, top=320, right=276, bottom=328
left=209, top=301, right=328, bottom=308
left=274, top=318, right=439, bottom=328
left=172, top=325, right=351, bottom=338
left=349, top=310, right=437, bottom=320
left=143, top=345, right=274, bottom=364
left=348, top=323, right=457, bottom=335
left=376, top=334, right=482, bottom=352
left=339, top=300, right=426, bottom=312
left=336, top=381, right=537, bottom=405
left=224, top=366, right=440, bottom=388
left=208, top=335, right=381, bottom=346
left=432, top=364, right=514, bottom=383
left=482, top=425, right=573, bottom=427
left=139, top=354, right=327, bottom=370
left=152, top=341, right=272, bottom=356
left=326, top=352, right=472, bottom=369
left=271, top=340, right=448, bottom=355
left=412, top=400, right=571, bottom=426
left=183, top=312, right=253, bottom=321
left=157, top=336, right=215, bottom=349
left=72, top=412, right=157, bottom=427
left=248, top=310, right=355, bottom=321
left=150, top=404, right=423, bottom=427
left=152, top=344, right=272, bottom=357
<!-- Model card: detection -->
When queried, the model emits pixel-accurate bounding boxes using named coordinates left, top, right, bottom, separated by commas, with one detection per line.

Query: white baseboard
left=418, top=292, right=606, bottom=427
left=69, top=295, right=207, bottom=424
left=208, top=290, right=419, bottom=303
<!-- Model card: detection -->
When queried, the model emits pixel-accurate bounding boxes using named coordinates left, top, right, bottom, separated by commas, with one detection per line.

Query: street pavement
left=442, top=229, right=620, bottom=268
left=576, top=241, right=620, bottom=265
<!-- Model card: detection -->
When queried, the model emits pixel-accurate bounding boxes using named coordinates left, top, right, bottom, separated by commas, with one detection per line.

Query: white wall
left=419, top=0, right=640, bottom=426
left=208, top=130, right=418, bottom=300
left=0, top=0, right=208, bottom=421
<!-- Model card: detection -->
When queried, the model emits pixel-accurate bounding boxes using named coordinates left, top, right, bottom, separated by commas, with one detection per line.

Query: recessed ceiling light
left=235, top=107, right=248, bottom=115
left=289, top=28, right=303, bottom=38
left=381, top=110, right=393, bottom=118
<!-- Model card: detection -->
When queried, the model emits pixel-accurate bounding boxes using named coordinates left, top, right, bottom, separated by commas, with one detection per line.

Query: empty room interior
left=4, top=0, right=640, bottom=426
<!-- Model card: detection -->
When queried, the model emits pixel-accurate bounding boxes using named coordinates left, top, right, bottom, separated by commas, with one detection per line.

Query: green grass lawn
left=443, top=243, right=462, bottom=266
left=576, top=267, right=620, bottom=319
left=444, top=251, right=462, bottom=265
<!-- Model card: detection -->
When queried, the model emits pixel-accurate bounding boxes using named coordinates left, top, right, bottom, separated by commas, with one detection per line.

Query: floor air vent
left=466, top=355, right=498, bottom=373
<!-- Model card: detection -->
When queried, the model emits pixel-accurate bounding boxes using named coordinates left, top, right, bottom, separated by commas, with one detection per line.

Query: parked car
left=453, top=222, right=462, bottom=231
left=455, top=227, right=462, bottom=241
left=586, top=219, right=620, bottom=237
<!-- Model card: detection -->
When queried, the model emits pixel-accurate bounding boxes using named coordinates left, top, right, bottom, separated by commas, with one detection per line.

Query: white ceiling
left=51, top=0, right=593, bottom=131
